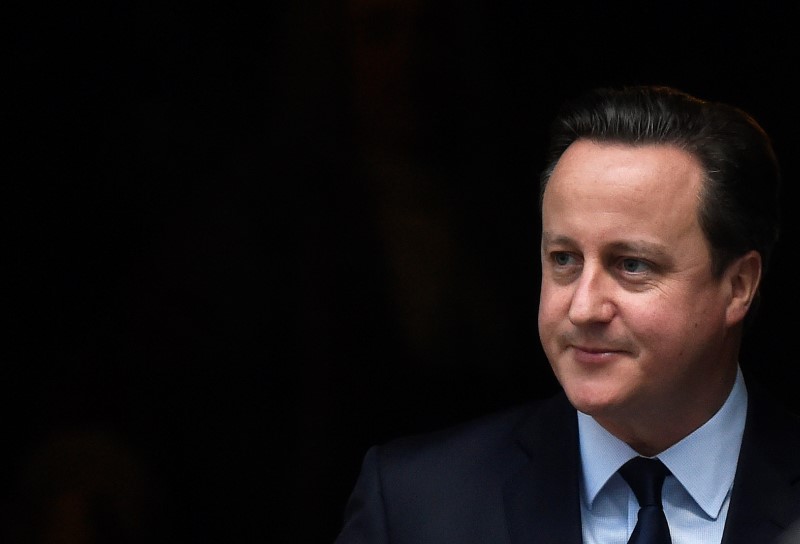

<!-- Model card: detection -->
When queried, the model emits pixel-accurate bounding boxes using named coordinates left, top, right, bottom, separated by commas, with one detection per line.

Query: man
left=333, top=85, right=800, bottom=543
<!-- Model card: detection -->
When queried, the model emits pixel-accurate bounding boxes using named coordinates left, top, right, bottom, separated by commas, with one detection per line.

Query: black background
left=5, top=2, right=800, bottom=543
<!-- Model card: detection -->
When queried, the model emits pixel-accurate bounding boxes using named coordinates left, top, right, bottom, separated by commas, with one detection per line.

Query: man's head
left=536, top=85, right=781, bottom=454
left=539, top=85, right=781, bottom=303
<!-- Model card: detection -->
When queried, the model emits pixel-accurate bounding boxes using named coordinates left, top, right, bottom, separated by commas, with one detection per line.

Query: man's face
left=538, top=140, right=741, bottom=442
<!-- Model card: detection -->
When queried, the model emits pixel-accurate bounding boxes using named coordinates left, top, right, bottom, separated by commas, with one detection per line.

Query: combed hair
left=539, top=85, right=782, bottom=325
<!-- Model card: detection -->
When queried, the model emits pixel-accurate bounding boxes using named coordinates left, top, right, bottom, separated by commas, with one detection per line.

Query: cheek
left=538, top=286, right=567, bottom=338
left=623, top=299, right=695, bottom=358
left=639, top=301, right=724, bottom=352
left=538, top=284, right=557, bottom=322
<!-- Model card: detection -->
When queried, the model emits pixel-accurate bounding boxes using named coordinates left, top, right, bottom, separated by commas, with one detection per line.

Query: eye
left=553, top=252, right=575, bottom=266
left=620, top=258, right=649, bottom=274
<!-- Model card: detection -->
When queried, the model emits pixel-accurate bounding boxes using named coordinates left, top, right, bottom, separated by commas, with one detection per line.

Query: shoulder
left=369, top=392, right=574, bottom=485
left=743, top=380, right=800, bottom=464
left=745, top=380, right=800, bottom=439
left=336, top=393, right=577, bottom=542
left=725, top=379, right=800, bottom=540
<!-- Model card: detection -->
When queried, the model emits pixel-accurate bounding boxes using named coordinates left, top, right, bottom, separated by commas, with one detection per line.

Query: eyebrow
left=541, top=232, right=672, bottom=260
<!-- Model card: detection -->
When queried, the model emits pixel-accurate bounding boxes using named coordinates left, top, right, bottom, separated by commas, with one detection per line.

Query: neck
left=595, top=366, right=739, bottom=456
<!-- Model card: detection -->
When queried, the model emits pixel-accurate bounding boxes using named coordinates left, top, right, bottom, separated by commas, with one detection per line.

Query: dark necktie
left=618, top=457, right=672, bottom=544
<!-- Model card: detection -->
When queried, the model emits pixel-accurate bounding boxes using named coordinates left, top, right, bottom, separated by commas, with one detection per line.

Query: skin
left=538, top=140, right=761, bottom=456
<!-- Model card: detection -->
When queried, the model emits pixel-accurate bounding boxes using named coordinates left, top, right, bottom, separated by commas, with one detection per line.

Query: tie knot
left=619, top=457, right=670, bottom=508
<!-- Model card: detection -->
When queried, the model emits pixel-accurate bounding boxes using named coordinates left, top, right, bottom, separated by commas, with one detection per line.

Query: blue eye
left=553, top=252, right=573, bottom=266
left=621, top=258, right=648, bottom=273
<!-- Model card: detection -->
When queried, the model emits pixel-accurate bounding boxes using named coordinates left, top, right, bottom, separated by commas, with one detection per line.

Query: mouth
left=567, top=344, right=626, bottom=365
left=571, top=344, right=619, bottom=354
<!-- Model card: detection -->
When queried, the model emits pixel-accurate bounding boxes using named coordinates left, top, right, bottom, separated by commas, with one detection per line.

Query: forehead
left=542, top=140, right=707, bottom=250
left=544, top=140, right=704, bottom=211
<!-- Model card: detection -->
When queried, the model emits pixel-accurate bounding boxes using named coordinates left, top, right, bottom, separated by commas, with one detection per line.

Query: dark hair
left=539, top=85, right=781, bottom=324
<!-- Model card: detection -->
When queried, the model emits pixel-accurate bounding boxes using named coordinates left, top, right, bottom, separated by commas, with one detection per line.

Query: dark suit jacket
left=334, top=387, right=800, bottom=544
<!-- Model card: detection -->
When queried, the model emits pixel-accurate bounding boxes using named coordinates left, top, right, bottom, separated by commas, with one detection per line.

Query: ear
left=725, top=250, right=762, bottom=326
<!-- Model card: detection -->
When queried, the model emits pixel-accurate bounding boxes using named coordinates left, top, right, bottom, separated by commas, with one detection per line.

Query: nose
left=568, top=264, right=615, bottom=325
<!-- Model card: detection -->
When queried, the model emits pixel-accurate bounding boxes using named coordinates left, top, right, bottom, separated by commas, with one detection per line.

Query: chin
left=561, top=380, right=624, bottom=417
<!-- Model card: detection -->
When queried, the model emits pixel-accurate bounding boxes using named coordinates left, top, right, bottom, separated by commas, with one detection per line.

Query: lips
left=568, top=344, right=626, bottom=365
left=571, top=344, right=617, bottom=353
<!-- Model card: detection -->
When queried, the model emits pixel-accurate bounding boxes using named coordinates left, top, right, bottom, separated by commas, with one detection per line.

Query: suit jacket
left=334, top=386, right=800, bottom=544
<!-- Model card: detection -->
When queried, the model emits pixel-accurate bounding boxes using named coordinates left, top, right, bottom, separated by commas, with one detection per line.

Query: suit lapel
left=722, top=385, right=800, bottom=544
left=503, top=392, right=583, bottom=544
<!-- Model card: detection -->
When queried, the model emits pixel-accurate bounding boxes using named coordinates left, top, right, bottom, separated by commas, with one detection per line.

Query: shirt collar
left=578, top=367, right=748, bottom=519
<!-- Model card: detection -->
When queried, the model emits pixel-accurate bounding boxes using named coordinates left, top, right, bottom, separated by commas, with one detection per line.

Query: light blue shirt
left=578, top=367, right=748, bottom=544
